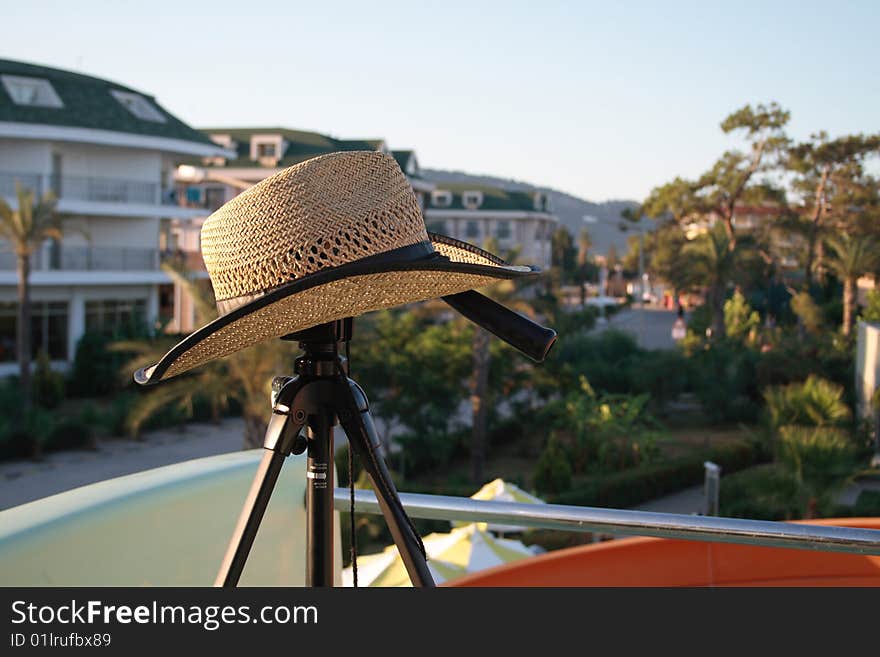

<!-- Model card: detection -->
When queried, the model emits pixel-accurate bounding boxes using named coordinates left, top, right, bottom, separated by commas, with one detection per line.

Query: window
left=0, top=301, right=69, bottom=362
left=431, top=190, right=452, bottom=208
left=257, top=143, right=277, bottom=158
left=496, top=221, right=511, bottom=239
left=462, top=191, right=483, bottom=210
left=426, top=221, right=446, bottom=234
left=465, top=221, right=480, bottom=238
left=110, top=89, right=167, bottom=123
left=251, top=135, right=284, bottom=163
left=85, top=299, right=147, bottom=335
left=1, top=75, right=63, bottom=108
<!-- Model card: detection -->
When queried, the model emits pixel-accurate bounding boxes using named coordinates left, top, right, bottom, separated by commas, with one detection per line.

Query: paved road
left=596, top=305, right=680, bottom=350
left=0, top=419, right=245, bottom=510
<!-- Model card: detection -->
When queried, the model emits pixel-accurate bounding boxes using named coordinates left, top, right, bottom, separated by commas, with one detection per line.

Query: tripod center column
left=306, top=409, right=335, bottom=586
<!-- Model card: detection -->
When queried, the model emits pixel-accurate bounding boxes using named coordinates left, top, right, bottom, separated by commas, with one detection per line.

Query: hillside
left=423, top=169, right=643, bottom=256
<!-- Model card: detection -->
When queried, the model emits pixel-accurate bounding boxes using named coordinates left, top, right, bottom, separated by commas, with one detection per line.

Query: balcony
left=0, top=245, right=159, bottom=272
left=0, top=171, right=176, bottom=206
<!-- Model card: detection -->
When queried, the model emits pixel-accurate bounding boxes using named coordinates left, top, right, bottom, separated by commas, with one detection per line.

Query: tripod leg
left=215, top=408, right=305, bottom=587
left=336, top=378, right=436, bottom=588
left=215, top=449, right=286, bottom=587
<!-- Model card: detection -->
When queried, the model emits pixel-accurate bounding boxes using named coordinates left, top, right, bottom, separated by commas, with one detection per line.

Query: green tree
left=701, top=102, right=790, bottom=247
left=466, top=238, right=543, bottom=483
left=352, top=307, right=472, bottom=475
left=680, top=224, right=738, bottom=337
left=788, top=132, right=880, bottom=288
left=550, top=226, right=576, bottom=287
left=641, top=103, right=790, bottom=336
left=824, top=233, right=880, bottom=335
left=0, top=184, right=60, bottom=422
left=573, top=227, right=593, bottom=306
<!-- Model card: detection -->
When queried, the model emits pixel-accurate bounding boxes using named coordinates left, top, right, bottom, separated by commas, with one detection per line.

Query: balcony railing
left=338, top=489, right=880, bottom=556
left=0, top=246, right=159, bottom=272
left=0, top=171, right=176, bottom=206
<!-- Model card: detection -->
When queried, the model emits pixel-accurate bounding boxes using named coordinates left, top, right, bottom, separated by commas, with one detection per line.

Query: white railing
left=0, top=171, right=175, bottom=206
left=0, top=246, right=159, bottom=271
left=335, top=488, right=880, bottom=556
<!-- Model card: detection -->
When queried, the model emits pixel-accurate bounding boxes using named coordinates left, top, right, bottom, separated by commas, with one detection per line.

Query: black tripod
left=215, top=290, right=556, bottom=588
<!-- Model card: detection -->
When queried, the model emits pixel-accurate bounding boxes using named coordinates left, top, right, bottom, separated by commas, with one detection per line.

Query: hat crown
left=200, top=151, right=429, bottom=302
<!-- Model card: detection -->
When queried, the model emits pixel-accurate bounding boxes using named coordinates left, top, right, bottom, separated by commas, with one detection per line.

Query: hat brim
left=135, top=235, right=539, bottom=385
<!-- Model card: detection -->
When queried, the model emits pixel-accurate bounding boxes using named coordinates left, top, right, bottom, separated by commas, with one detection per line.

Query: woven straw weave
left=432, top=240, right=498, bottom=266
left=200, top=151, right=428, bottom=302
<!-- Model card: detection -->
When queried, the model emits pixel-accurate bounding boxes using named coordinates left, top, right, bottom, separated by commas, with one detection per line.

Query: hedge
left=550, top=441, right=765, bottom=509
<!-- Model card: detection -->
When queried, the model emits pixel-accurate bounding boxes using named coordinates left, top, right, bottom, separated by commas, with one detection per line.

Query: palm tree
left=824, top=233, right=880, bottom=335
left=115, top=259, right=286, bottom=448
left=681, top=223, right=738, bottom=338
left=0, top=184, right=60, bottom=410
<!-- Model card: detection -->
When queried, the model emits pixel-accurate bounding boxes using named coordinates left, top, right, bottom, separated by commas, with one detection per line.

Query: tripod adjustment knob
left=271, top=375, right=297, bottom=407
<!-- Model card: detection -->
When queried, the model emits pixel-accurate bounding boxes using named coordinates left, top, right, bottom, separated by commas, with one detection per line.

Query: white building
left=0, top=59, right=231, bottom=373
left=424, top=184, right=556, bottom=270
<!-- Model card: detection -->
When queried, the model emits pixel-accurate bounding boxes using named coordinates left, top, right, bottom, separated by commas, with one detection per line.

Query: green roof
left=391, top=149, right=413, bottom=169
left=198, top=127, right=386, bottom=168
left=0, top=59, right=215, bottom=147
left=390, top=149, right=424, bottom=179
left=428, top=183, right=543, bottom=212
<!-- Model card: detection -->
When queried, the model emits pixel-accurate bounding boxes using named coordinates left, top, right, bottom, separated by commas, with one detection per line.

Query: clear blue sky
left=3, top=1, right=878, bottom=201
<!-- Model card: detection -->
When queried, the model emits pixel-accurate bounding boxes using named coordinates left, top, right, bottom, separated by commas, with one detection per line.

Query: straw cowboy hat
left=135, top=150, right=539, bottom=385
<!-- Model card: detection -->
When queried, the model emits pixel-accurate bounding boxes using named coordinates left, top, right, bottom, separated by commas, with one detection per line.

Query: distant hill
left=423, top=169, right=643, bottom=256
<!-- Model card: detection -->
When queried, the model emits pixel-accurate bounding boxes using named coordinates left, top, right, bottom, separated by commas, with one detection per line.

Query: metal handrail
left=334, top=488, right=880, bottom=556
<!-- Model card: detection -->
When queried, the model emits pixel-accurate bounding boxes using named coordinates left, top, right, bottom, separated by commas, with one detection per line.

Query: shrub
left=32, top=349, right=65, bottom=409
left=534, top=433, right=573, bottom=495
left=98, top=392, right=139, bottom=437
left=42, top=418, right=93, bottom=452
left=687, top=303, right=712, bottom=338
left=777, top=426, right=856, bottom=492
left=790, top=292, right=824, bottom=335
left=724, top=290, right=760, bottom=341
left=556, top=377, right=663, bottom=474
left=551, top=441, right=762, bottom=508
left=69, top=332, right=120, bottom=397
left=862, top=289, right=880, bottom=324
left=853, top=490, right=880, bottom=517
left=754, top=345, right=815, bottom=390
left=719, top=463, right=805, bottom=520
left=24, top=407, right=53, bottom=457
left=624, top=349, right=692, bottom=410
left=690, top=341, right=761, bottom=423
left=69, top=328, right=149, bottom=398
left=763, top=375, right=851, bottom=430
left=547, top=330, right=642, bottom=395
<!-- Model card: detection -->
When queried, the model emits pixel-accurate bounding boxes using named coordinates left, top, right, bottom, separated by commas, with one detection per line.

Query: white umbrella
left=458, top=478, right=545, bottom=533
left=341, top=522, right=534, bottom=587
